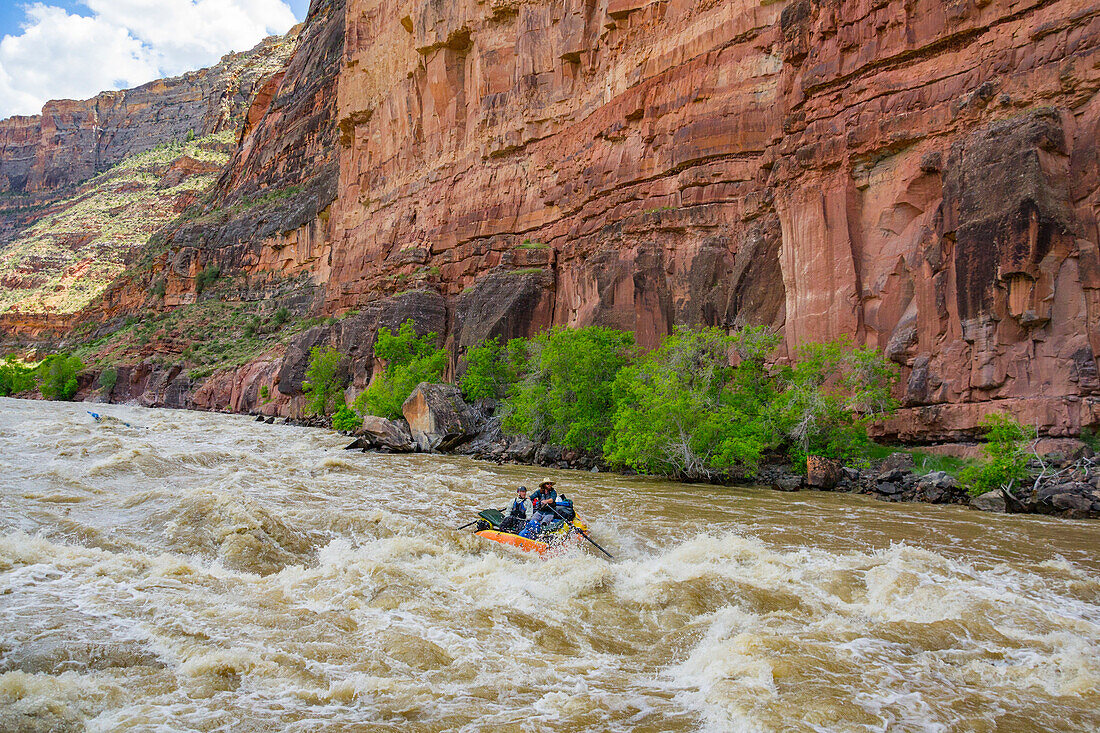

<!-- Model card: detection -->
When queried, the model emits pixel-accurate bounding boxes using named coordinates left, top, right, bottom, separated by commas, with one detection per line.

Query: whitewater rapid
left=0, top=398, right=1097, bottom=731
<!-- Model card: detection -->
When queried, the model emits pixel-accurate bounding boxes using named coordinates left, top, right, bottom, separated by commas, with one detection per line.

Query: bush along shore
left=264, top=322, right=1100, bottom=520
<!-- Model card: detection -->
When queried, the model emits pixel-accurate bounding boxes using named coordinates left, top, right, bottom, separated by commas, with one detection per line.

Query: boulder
left=875, top=481, right=904, bottom=496
left=772, top=476, right=802, bottom=492
left=805, top=455, right=842, bottom=490
left=355, top=416, right=416, bottom=452
left=875, top=467, right=912, bottom=484
left=878, top=452, right=916, bottom=474
left=402, top=383, right=482, bottom=452
left=505, top=435, right=538, bottom=462
left=970, top=490, right=1006, bottom=513
left=535, top=444, right=563, bottom=466
left=915, top=471, right=963, bottom=504
left=1033, top=481, right=1098, bottom=515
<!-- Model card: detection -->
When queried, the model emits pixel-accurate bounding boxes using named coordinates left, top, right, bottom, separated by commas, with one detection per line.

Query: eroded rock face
left=312, top=0, right=1100, bottom=438
left=160, top=0, right=345, bottom=307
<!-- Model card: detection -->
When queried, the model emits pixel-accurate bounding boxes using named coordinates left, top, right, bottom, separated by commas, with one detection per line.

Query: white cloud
left=0, top=0, right=297, bottom=119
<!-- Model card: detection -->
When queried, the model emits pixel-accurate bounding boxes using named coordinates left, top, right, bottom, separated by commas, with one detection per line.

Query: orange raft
left=475, top=517, right=590, bottom=557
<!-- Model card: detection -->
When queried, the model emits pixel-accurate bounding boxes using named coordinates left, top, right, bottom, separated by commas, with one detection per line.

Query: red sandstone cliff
left=7, top=0, right=1100, bottom=441
left=310, top=0, right=1100, bottom=438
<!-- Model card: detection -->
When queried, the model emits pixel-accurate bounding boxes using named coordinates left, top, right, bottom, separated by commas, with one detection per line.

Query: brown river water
left=1, top=398, right=1098, bottom=732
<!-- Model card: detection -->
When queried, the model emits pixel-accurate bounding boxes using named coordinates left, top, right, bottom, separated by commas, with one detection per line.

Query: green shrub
left=959, top=413, right=1031, bottom=497
left=771, top=339, right=898, bottom=468
left=195, top=265, right=221, bottom=294
left=604, top=326, right=781, bottom=479
left=502, top=326, right=635, bottom=452
left=460, top=337, right=511, bottom=401
left=302, top=346, right=348, bottom=417
left=244, top=315, right=262, bottom=337
left=37, top=354, right=83, bottom=401
left=0, top=356, right=36, bottom=396
left=1080, top=426, right=1100, bottom=454
left=98, top=367, right=118, bottom=392
left=332, top=404, right=363, bottom=432
left=272, top=307, right=290, bottom=326
left=354, top=320, right=446, bottom=419
left=150, top=279, right=166, bottom=299
left=259, top=384, right=270, bottom=403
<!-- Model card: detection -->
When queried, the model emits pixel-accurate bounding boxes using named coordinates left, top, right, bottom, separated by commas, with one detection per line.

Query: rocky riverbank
left=261, top=382, right=1100, bottom=521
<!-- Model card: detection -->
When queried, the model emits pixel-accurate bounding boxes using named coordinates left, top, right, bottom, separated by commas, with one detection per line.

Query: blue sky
left=0, top=1, right=310, bottom=119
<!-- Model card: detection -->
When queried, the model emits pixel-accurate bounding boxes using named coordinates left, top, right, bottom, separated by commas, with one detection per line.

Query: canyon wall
left=285, top=0, right=1097, bottom=439
left=156, top=0, right=345, bottom=308
left=6, top=0, right=1100, bottom=440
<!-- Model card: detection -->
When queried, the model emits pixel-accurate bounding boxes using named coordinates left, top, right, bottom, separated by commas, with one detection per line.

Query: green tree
left=98, top=367, right=118, bottom=391
left=195, top=265, right=221, bottom=294
left=37, top=353, right=83, bottom=401
left=460, top=337, right=511, bottom=401
left=959, top=413, right=1031, bottom=497
left=604, top=326, right=781, bottom=479
left=332, top=404, right=364, bottom=431
left=772, top=338, right=898, bottom=467
left=502, top=326, right=635, bottom=452
left=0, top=356, right=36, bottom=396
left=354, top=320, right=446, bottom=419
left=302, top=346, right=347, bottom=417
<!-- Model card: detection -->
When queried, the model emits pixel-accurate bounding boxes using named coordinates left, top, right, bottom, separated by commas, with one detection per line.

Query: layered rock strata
left=313, top=0, right=1100, bottom=438
left=8, top=0, right=1100, bottom=441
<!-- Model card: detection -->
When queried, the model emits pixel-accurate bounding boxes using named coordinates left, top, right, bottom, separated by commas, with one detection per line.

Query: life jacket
left=508, top=496, right=530, bottom=519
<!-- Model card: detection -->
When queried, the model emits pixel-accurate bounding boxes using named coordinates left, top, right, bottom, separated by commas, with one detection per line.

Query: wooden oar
left=454, top=519, right=479, bottom=531
left=549, top=505, right=614, bottom=559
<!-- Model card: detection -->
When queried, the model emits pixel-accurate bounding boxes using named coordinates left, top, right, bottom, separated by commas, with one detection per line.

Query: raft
left=473, top=510, right=589, bottom=557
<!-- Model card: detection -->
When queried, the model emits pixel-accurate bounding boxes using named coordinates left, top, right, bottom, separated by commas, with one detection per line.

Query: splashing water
left=1, top=398, right=1098, bottom=731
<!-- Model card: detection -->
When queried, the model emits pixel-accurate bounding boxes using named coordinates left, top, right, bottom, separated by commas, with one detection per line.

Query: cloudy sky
left=0, top=0, right=309, bottom=120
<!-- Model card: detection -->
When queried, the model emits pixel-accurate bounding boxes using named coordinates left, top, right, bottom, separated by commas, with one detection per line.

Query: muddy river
left=1, top=398, right=1098, bottom=731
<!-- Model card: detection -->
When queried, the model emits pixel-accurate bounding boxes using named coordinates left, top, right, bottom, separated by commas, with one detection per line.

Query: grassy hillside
left=0, top=131, right=235, bottom=315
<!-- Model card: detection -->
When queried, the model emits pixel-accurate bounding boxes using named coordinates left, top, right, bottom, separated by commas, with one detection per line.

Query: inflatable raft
left=473, top=509, right=589, bottom=557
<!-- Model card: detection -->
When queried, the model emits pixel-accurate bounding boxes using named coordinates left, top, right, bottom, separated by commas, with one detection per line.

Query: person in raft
left=518, top=481, right=572, bottom=539
left=529, top=480, right=557, bottom=510
left=498, top=486, right=531, bottom=533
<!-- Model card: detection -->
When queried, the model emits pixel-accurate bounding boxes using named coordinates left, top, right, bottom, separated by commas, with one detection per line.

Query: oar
left=549, top=505, right=613, bottom=559
left=455, top=519, right=479, bottom=531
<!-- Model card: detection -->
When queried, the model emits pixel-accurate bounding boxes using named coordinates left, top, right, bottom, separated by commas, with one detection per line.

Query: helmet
left=517, top=486, right=528, bottom=493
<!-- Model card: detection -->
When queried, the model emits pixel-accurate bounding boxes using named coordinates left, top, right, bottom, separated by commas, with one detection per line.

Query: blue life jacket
left=508, top=496, right=530, bottom=519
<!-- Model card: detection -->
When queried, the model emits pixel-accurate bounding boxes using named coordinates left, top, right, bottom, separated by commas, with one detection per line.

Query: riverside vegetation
left=304, top=321, right=910, bottom=482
